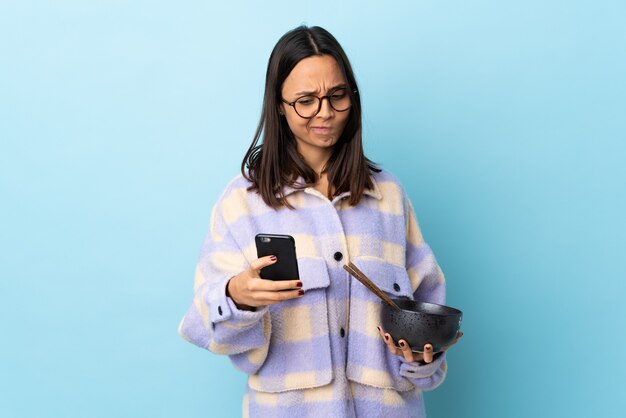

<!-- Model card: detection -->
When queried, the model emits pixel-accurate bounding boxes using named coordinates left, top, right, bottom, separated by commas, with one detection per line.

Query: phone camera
left=261, top=237, right=271, bottom=243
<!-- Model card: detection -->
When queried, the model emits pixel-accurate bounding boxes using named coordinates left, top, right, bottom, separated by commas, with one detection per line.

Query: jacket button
left=218, top=306, right=223, bottom=315
left=340, top=327, right=346, bottom=338
left=334, top=252, right=343, bottom=261
left=393, top=283, right=400, bottom=292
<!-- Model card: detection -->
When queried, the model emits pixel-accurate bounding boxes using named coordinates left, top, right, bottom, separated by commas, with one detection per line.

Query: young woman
left=179, top=25, right=461, bottom=418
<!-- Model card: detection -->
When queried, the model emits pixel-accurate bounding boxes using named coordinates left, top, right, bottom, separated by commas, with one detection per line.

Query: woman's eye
left=297, top=98, right=316, bottom=106
left=331, top=89, right=347, bottom=98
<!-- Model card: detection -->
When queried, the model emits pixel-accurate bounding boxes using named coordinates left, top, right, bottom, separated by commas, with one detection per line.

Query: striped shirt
left=179, top=168, right=448, bottom=417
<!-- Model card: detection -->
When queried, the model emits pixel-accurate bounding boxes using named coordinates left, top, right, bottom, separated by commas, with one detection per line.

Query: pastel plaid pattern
left=179, top=169, right=448, bottom=417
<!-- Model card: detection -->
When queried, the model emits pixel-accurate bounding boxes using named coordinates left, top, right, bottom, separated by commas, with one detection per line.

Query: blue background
left=1, top=1, right=625, bottom=417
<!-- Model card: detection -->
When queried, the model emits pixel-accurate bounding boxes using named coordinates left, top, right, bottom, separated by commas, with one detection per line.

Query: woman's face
left=280, top=55, right=350, bottom=160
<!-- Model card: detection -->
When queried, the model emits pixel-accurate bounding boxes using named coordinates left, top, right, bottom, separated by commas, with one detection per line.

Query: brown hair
left=241, top=25, right=381, bottom=209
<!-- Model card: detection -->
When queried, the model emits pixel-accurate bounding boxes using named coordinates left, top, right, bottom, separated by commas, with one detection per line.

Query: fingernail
left=296, top=282, right=303, bottom=288
left=399, top=341, right=406, bottom=348
left=270, top=256, right=277, bottom=261
left=384, top=334, right=389, bottom=341
left=376, top=326, right=381, bottom=332
left=298, top=289, right=304, bottom=296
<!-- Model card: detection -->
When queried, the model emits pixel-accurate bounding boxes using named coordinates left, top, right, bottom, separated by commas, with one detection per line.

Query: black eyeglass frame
left=281, top=88, right=358, bottom=119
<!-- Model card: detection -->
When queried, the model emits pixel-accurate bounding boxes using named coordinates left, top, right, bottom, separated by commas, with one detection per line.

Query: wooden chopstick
left=346, top=262, right=387, bottom=300
left=344, top=263, right=399, bottom=309
left=343, top=262, right=400, bottom=310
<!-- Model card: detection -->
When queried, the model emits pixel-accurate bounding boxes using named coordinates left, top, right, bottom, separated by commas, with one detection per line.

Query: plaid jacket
left=179, top=169, right=448, bottom=417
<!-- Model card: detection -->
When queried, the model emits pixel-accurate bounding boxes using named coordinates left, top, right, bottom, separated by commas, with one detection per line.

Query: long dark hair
left=241, top=25, right=381, bottom=209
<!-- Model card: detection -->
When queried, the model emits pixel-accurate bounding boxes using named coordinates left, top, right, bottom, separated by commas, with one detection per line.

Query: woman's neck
left=297, top=145, right=332, bottom=178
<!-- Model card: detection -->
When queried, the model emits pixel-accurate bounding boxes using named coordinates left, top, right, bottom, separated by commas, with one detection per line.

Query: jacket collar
left=280, top=175, right=383, bottom=200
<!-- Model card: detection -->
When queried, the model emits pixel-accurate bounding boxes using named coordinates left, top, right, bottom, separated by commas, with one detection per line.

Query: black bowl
left=380, top=298, right=463, bottom=353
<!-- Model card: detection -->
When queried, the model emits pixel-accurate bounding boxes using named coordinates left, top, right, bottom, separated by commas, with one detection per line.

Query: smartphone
left=255, top=233, right=300, bottom=281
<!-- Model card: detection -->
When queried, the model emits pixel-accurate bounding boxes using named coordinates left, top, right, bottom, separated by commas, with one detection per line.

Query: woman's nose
left=316, top=97, right=334, bottom=118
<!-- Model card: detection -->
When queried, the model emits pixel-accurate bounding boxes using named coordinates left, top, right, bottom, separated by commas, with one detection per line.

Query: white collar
left=280, top=174, right=383, bottom=200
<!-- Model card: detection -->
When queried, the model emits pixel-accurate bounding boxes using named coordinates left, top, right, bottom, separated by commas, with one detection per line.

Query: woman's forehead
left=282, top=55, right=346, bottom=94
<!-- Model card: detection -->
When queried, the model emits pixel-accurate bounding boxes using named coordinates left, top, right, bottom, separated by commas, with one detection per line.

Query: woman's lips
left=311, top=127, right=331, bottom=134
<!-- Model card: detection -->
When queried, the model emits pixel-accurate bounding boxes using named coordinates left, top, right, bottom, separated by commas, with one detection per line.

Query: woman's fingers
left=251, top=289, right=304, bottom=304
left=383, top=332, right=400, bottom=355
left=249, top=255, right=278, bottom=274
left=398, top=340, right=414, bottom=362
left=228, top=256, right=303, bottom=307
left=246, top=277, right=302, bottom=292
left=376, top=326, right=387, bottom=342
left=248, top=257, right=302, bottom=289
left=422, top=344, right=434, bottom=363
left=377, top=325, right=437, bottom=364
left=257, top=279, right=302, bottom=292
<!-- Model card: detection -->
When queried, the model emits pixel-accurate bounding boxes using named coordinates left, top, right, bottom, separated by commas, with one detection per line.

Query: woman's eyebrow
left=294, top=84, right=347, bottom=96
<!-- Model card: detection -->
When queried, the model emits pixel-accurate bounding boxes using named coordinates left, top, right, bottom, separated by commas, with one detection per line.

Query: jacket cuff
left=400, top=351, right=446, bottom=379
left=207, top=278, right=267, bottom=327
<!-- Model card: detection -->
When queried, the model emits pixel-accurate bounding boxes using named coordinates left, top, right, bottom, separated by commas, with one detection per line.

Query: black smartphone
left=255, top=233, right=300, bottom=281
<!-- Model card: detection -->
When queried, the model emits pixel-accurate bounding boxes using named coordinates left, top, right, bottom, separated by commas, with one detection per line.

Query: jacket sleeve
left=399, top=194, right=448, bottom=391
left=178, top=187, right=271, bottom=375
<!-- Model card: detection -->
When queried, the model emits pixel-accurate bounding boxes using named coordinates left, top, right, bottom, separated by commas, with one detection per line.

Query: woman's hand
left=226, top=255, right=304, bottom=310
left=376, top=325, right=463, bottom=363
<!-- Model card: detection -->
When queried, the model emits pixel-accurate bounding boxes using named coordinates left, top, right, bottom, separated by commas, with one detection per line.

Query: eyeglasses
left=282, top=88, right=356, bottom=119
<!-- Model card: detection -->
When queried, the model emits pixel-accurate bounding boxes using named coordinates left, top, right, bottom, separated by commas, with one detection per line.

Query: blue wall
left=1, top=1, right=625, bottom=417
